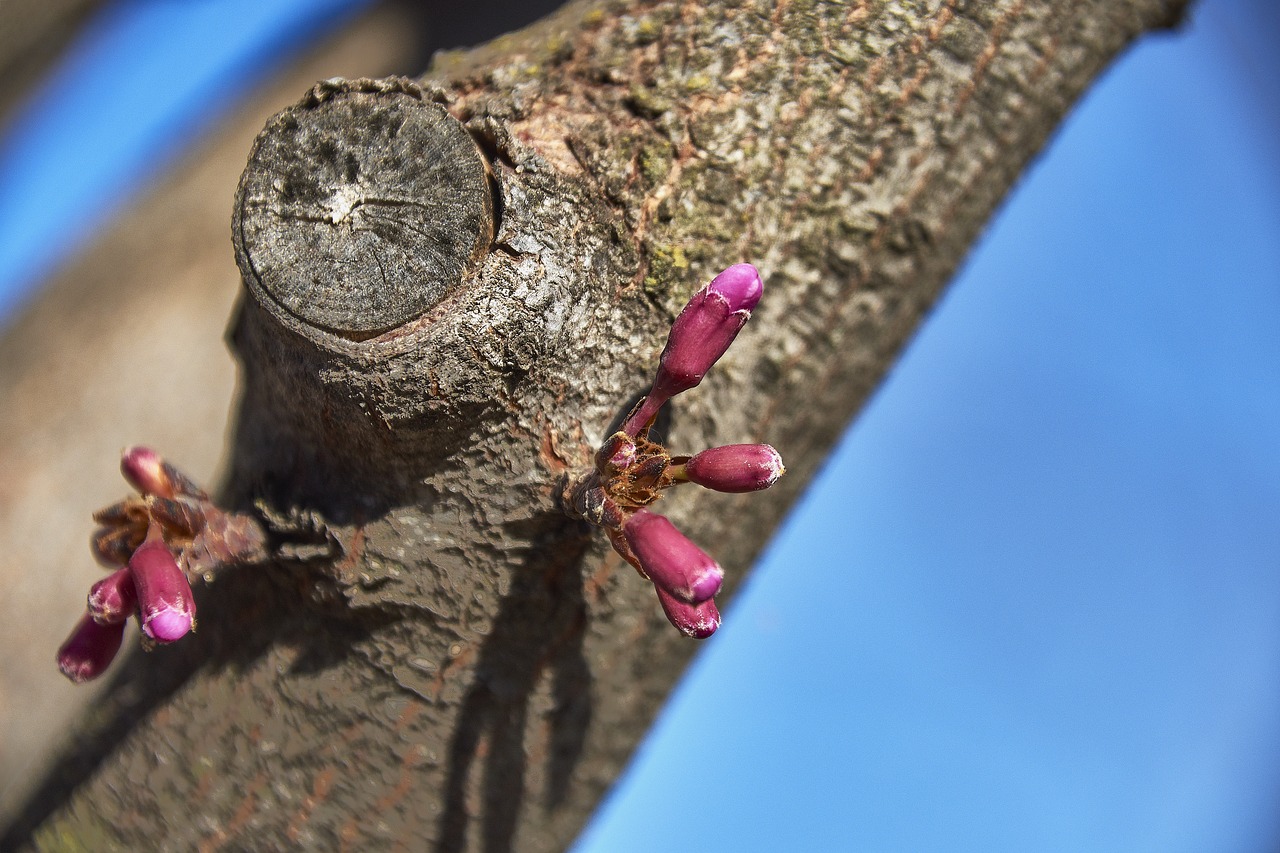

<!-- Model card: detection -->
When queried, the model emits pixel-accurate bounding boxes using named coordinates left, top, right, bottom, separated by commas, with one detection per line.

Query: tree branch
left=4, top=0, right=1189, bottom=849
left=0, top=2, right=426, bottom=829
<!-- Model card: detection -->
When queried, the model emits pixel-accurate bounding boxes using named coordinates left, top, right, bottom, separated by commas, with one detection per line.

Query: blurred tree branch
left=2, top=0, right=1189, bottom=849
left=0, top=0, right=426, bottom=827
left=0, top=0, right=104, bottom=128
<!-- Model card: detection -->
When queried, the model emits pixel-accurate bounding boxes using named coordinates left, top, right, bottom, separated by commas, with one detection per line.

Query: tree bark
left=0, top=0, right=426, bottom=830
left=4, top=0, right=1189, bottom=850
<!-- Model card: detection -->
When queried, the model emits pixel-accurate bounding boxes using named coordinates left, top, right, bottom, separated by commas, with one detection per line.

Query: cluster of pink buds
left=565, top=263, right=784, bottom=639
left=56, top=447, right=268, bottom=683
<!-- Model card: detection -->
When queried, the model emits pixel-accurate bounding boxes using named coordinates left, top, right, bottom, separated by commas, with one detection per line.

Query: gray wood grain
left=236, top=78, right=493, bottom=337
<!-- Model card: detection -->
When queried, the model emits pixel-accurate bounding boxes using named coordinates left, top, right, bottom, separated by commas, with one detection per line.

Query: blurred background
left=1, top=0, right=1277, bottom=850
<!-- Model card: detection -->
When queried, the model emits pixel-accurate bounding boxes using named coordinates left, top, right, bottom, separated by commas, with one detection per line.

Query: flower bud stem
left=621, top=393, right=669, bottom=438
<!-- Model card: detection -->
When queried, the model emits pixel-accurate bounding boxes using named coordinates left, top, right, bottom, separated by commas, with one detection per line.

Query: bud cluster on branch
left=564, top=264, right=784, bottom=638
left=56, top=448, right=269, bottom=683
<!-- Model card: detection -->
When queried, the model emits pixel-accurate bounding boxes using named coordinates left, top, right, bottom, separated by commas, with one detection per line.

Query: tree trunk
left=4, top=0, right=1189, bottom=850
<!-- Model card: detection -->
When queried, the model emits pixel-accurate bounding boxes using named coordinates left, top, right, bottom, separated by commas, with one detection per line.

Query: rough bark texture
left=0, top=3, right=425, bottom=829
left=5, top=0, right=1188, bottom=850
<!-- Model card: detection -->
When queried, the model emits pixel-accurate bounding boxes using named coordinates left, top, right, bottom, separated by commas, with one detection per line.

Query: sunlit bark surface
left=2, top=1, right=1188, bottom=849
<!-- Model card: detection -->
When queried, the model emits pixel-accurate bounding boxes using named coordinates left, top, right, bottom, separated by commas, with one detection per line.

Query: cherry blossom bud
left=129, top=535, right=196, bottom=642
left=680, top=444, right=785, bottom=493
left=88, top=568, right=137, bottom=625
left=625, top=264, right=763, bottom=434
left=654, top=587, right=720, bottom=639
left=623, top=509, right=723, bottom=604
left=57, top=614, right=125, bottom=683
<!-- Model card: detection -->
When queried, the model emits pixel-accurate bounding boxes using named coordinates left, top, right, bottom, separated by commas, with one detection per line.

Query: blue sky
left=579, top=2, right=1280, bottom=851
left=0, top=0, right=373, bottom=316
left=2, top=1, right=1278, bottom=851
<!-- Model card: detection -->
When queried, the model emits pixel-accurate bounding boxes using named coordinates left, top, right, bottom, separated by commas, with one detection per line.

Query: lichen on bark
left=4, top=0, right=1189, bottom=850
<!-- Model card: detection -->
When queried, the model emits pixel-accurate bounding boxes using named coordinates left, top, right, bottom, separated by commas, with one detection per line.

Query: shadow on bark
left=436, top=526, right=593, bottom=853
left=0, top=555, right=395, bottom=847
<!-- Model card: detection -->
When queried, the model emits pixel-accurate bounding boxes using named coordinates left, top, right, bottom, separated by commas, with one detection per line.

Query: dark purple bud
left=147, top=496, right=207, bottom=538
left=571, top=480, right=624, bottom=529
left=624, top=265, right=763, bottom=435
left=129, top=535, right=196, bottom=643
left=88, top=568, right=137, bottom=625
left=681, top=444, right=785, bottom=493
left=654, top=587, right=720, bottom=639
left=595, top=432, right=637, bottom=475
left=90, top=524, right=141, bottom=567
left=57, top=614, right=125, bottom=683
left=622, top=509, right=723, bottom=604
left=626, top=454, right=669, bottom=491
left=164, top=464, right=208, bottom=500
left=91, top=498, right=150, bottom=528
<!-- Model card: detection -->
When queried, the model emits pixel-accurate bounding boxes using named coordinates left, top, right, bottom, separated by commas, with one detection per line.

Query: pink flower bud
left=654, top=587, right=720, bottom=639
left=87, top=568, right=137, bottom=625
left=129, top=536, right=196, bottom=642
left=623, top=509, right=723, bottom=604
left=57, top=614, right=125, bottom=683
left=655, top=263, right=761, bottom=392
left=682, top=444, right=785, bottom=493
left=713, top=262, right=765, bottom=311
left=120, top=446, right=206, bottom=499
left=624, top=264, right=763, bottom=435
left=120, top=446, right=174, bottom=498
